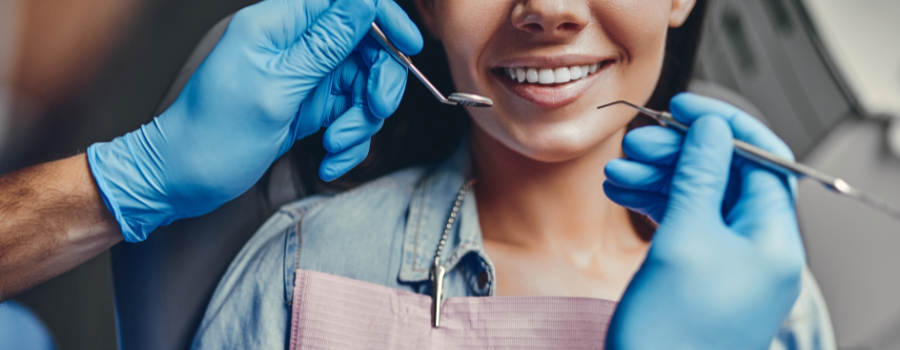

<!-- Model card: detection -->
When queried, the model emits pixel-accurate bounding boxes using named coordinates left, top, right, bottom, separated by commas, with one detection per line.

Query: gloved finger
left=622, top=126, right=683, bottom=166
left=278, top=0, right=377, bottom=84
left=228, top=0, right=330, bottom=47
left=670, top=92, right=798, bottom=200
left=375, top=0, right=424, bottom=55
left=319, top=139, right=372, bottom=181
left=727, top=161, right=802, bottom=247
left=670, top=93, right=794, bottom=161
left=322, top=53, right=384, bottom=153
left=327, top=52, right=368, bottom=127
left=603, top=182, right=668, bottom=224
left=356, top=36, right=408, bottom=119
left=291, top=54, right=366, bottom=144
left=323, top=105, right=384, bottom=153
left=604, top=158, right=672, bottom=195
left=663, top=115, right=734, bottom=224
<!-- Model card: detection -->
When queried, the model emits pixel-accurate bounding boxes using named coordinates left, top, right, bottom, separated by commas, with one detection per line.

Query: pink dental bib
left=289, top=269, right=617, bottom=350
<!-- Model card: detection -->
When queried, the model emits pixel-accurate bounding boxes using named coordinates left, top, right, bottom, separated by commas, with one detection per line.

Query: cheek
left=435, top=1, right=507, bottom=95
left=597, top=0, right=672, bottom=39
left=602, top=1, right=671, bottom=115
left=597, top=0, right=672, bottom=65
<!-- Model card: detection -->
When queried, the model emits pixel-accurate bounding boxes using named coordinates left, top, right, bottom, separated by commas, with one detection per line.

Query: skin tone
left=0, top=154, right=121, bottom=300
left=414, top=0, right=695, bottom=300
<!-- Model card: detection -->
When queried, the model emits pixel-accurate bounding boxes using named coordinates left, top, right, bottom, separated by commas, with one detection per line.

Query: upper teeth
left=506, top=63, right=601, bottom=84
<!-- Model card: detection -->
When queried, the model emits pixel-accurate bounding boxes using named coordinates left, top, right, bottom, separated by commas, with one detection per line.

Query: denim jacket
left=191, top=144, right=837, bottom=350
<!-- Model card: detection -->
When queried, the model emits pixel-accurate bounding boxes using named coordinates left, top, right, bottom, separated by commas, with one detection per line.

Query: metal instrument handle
left=369, top=23, right=455, bottom=105
left=657, top=112, right=842, bottom=189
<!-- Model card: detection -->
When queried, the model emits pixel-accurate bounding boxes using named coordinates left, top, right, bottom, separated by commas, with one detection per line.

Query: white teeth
left=554, top=67, right=570, bottom=83
left=526, top=68, right=539, bottom=83
left=538, top=69, right=555, bottom=84
left=570, top=66, right=582, bottom=80
left=505, top=62, right=604, bottom=84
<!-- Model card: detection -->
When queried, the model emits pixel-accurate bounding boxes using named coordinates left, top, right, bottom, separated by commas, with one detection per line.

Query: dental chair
left=110, top=1, right=900, bottom=349
left=695, top=1, right=900, bottom=349
left=109, top=15, right=308, bottom=350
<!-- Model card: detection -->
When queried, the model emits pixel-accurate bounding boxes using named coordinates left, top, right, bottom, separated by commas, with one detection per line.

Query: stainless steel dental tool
left=598, top=100, right=900, bottom=220
left=369, top=23, right=493, bottom=108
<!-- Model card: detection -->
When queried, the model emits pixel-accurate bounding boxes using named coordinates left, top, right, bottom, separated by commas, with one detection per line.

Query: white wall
left=803, top=0, right=900, bottom=115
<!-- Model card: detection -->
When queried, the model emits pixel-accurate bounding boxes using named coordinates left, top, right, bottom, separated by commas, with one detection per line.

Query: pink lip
left=493, top=61, right=613, bottom=109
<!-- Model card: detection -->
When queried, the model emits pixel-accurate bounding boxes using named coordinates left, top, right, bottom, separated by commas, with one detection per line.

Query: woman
left=191, top=0, right=835, bottom=348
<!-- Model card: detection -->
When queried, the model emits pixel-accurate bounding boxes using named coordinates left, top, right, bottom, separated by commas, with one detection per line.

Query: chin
left=475, top=115, right=627, bottom=164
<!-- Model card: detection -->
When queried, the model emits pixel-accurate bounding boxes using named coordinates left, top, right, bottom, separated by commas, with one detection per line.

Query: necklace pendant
left=431, top=263, right=446, bottom=328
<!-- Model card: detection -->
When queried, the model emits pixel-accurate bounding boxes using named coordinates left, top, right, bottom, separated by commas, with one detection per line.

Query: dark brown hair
left=292, top=0, right=709, bottom=194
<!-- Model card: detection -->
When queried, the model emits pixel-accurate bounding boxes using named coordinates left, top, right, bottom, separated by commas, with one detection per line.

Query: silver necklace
left=430, top=179, right=475, bottom=328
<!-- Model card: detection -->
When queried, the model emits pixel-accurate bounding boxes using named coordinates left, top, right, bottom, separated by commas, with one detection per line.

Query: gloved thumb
left=663, top=115, right=734, bottom=225
left=279, top=0, right=378, bottom=82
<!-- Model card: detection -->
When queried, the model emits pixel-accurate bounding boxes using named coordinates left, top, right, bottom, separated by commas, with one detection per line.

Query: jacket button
left=477, top=270, right=489, bottom=290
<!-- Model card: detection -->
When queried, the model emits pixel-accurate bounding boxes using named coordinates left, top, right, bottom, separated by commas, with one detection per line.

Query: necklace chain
left=433, top=179, right=476, bottom=266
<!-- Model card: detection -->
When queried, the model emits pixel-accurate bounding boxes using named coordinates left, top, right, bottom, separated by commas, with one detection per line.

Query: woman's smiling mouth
left=492, top=58, right=615, bottom=109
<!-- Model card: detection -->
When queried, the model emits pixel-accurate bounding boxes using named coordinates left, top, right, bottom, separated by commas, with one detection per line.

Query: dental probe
left=369, top=23, right=493, bottom=108
left=598, top=100, right=900, bottom=221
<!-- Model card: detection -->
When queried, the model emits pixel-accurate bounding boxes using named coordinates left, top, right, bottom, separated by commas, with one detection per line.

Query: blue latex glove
left=87, top=0, right=423, bottom=242
left=603, top=93, right=806, bottom=349
left=0, top=301, right=56, bottom=350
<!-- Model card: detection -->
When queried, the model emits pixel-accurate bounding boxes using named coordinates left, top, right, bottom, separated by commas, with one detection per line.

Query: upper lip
left=492, top=54, right=618, bottom=69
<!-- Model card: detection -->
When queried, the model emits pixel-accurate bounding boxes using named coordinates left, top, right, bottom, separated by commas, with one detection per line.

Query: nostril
left=558, top=23, right=580, bottom=32
left=512, top=2, right=589, bottom=37
left=523, top=23, right=543, bottom=33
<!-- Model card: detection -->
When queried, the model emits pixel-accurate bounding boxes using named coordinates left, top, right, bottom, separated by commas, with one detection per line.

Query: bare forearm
left=0, top=154, right=122, bottom=300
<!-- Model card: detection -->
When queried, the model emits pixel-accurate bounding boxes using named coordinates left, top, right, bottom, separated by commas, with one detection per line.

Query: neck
left=471, top=127, right=646, bottom=259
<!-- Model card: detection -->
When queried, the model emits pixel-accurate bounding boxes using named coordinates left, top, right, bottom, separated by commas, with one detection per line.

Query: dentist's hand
left=86, top=0, right=423, bottom=242
left=603, top=93, right=805, bottom=349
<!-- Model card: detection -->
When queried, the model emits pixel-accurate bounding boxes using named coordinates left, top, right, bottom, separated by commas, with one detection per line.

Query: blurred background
left=0, top=0, right=898, bottom=349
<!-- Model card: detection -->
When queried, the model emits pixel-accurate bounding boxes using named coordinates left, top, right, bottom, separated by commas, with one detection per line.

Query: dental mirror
left=369, top=23, right=493, bottom=108
left=448, top=93, right=494, bottom=107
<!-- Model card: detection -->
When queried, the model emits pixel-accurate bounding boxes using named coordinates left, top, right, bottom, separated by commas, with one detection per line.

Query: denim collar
left=398, top=139, right=495, bottom=295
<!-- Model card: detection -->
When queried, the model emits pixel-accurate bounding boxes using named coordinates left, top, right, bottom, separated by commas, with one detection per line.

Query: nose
left=511, top=0, right=590, bottom=40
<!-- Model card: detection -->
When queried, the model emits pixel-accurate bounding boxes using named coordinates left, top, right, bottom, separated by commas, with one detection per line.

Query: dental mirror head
left=448, top=93, right=494, bottom=107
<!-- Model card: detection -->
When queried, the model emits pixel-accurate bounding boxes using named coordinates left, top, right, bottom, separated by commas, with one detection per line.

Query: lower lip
left=494, top=63, right=612, bottom=109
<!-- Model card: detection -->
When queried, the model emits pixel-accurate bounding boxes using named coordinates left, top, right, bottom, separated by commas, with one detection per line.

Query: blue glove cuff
left=87, top=132, right=174, bottom=243
left=86, top=145, right=131, bottom=241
